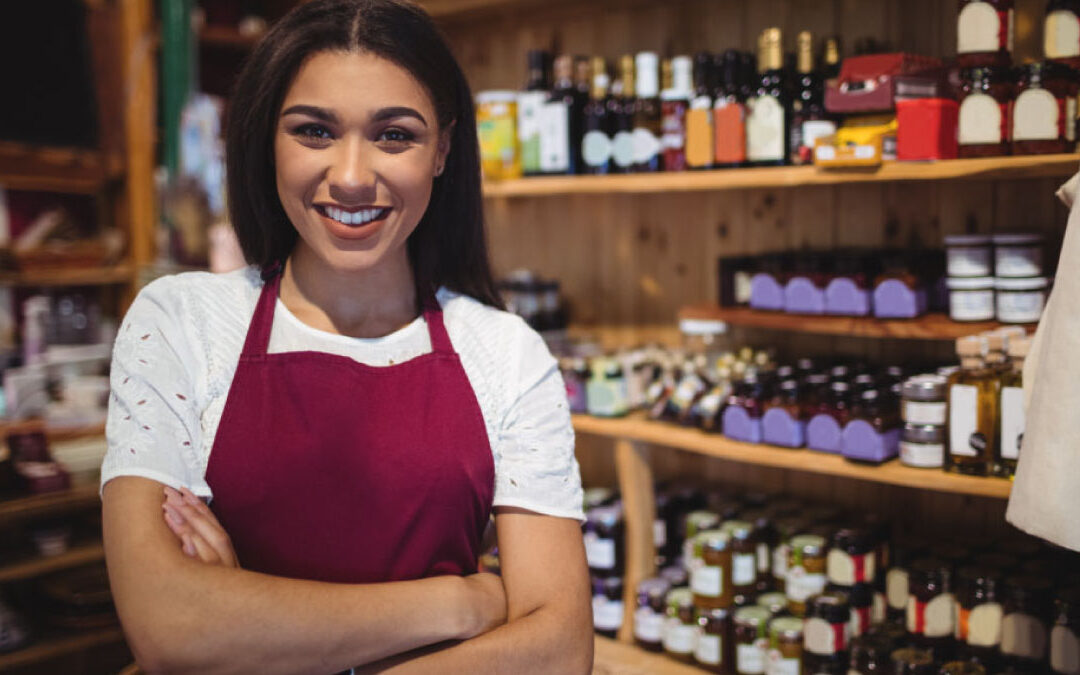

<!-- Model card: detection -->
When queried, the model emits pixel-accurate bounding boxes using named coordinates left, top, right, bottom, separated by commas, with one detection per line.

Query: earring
left=435, top=165, right=444, bottom=176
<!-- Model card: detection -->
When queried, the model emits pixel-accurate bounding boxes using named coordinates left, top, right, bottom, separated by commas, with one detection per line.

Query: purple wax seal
left=841, top=420, right=901, bottom=464
left=825, top=277, right=872, bottom=316
left=762, top=408, right=806, bottom=448
left=750, top=273, right=785, bottom=311
left=784, top=277, right=826, bottom=315
left=806, top=414, right=843, bottom=453
left=873, top=279, right=927, bottom=319
left=723, top=405, right=763, bottom=444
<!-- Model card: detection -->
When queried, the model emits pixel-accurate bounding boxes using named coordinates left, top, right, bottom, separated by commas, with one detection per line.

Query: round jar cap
left=947, top=276, right=995, bottom=290
left=666, top=587, right=695, bottom=612
left=695, top=606, right=731, bottom=623
left=685, top=510, right=721, bottom=536
left=790, top=533, right=826, bottom=556
left=902, top=374, right=947, bottom=401
left=637, top=577, right=672, bottom=604
left=995, top=276, right=1048, bottom=291
left=902, top=423, right=946, bottom=444
left=734, top=605, right=772, bottom=627
left=832, top=527, right=876, bottom=554
left=769, top=616, right=804, bottom=640
left=807, top=592, right=852, bottom=623
left=722, top=519, right=753, bottom=540
left=696, top=529, right=731, bottom=553
left=475, top=90, right=519, bottom=104
left=992, top=233, right=1043, bottom=246
left=757, top=592, right=789, bottom=615
left=660, top=564, right=689, bottom=587
left=944, top=234, right=992, bottom=247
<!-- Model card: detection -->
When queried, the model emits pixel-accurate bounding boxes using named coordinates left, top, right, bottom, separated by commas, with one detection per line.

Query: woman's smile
left=315, top=204, right=393, bottom=241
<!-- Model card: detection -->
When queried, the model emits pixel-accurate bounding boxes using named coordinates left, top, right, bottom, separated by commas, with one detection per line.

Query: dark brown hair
left=226, top=0, right=501, bottom=307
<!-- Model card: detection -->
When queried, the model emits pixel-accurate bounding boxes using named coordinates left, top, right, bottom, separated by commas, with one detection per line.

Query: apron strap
left=422, top=293, right=454, bottom=355
left=241, top=271, right=282, bottom=358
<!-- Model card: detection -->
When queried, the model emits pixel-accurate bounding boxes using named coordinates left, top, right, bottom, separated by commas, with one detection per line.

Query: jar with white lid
left=900, top=423, right=946, bottom=469
left=945, top=234, right=993, bottom=277
left=901, top=375, right=947, bottom=426
left=995, top=277, right=1048, bottom=324
left=947, top=276, right=996, bottom=321
left=992, top=233, right=1044, bottom=277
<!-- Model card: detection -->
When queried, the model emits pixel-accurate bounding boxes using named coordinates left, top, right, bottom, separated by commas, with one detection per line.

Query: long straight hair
left=226, top=0, right=502, bottom=308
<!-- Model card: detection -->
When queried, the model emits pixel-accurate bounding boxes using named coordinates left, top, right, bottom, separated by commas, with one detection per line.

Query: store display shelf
left=483, top=154, right=1079, bottom=198
left=594, top=635, right=704, bottom=674
left=0, top=263, right=134, bottom=287
left=0, top=542, right=105, bottom=584
left=198, top=24, right=263, bottom=48
left=0, top=484, right=101, bottom=527
left=572, top=413, right=1012, bottom=500
left=678, top=305, right=1022, bottom=340
left=0, top=141, right=123, bottom=194
left=0, top=627, right=125, bottom=670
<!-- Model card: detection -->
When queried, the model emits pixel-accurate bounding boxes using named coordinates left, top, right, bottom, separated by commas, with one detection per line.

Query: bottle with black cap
left=540, top=55, right=586, bottom=175
left=790, top=30, right=836, bottom=166
left=518, top=49, right=551, bottom=176
left=746, top=27, right=791, bottom=166
left=610, top=54, right=636, bottom=173
left=685, top=51, right=715, bottom=170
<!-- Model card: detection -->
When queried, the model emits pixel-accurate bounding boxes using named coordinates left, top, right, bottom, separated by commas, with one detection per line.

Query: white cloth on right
left=1006, top=169, right=1080, bottom=552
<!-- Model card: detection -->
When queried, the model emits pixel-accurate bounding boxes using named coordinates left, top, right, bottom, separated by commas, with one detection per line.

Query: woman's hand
left=162, top=486, right=240, bottom=568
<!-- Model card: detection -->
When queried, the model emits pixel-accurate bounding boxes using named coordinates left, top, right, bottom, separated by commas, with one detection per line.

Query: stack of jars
left=583, top=488, right=626, bottom=639
left=944, top=233, right=1048, bottom=326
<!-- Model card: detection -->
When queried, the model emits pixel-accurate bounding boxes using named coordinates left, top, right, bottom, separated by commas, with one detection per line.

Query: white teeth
left=325, top=207, right=385, bottom=226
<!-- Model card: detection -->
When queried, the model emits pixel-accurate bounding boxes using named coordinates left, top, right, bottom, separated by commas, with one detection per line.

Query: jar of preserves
left=1046, top=1, right=1080, bottom=70
left=848, top=634, right=894, bottom=675
left=634, top=577, right=672, bottom=652
left=767, top=616, right=804, bottom=675
left=694, top=529, right=735, bottom=609
left=901, top=424, right=947, bottom=470
left=805, top=592, right=853, bottom=658
left=787, top=534, right=828, bottom=617
left=891, top=647, right=936, bottom=675
left=828, top=528, right=878, bottom=587
left=831, top=582, right=875, bottom=639
left=954, top=566, right=1003, bottom=663
left=958, top=67, right=1014, bottom=157
left=1001, top=575, right=1053, bottom=667
left=1012, top=61, right=1079, bottom=156
left=888, top=541, right=927, bottom=623
left=827, top=381, right=855, bottom=426
left=1051, top=587, right=1080, bottom=675
left=665, top=588, right=700, bottom=663
left=957, top=0, right=1015, bottom=68
left=907, top=559, right=955, bottom=652
left=773, top=516, right=812, bottom=593
left=940, top=661, right=986, bottom=674
left=662, top=563, right=690, bottom=588
left=735, top=606, right=773, bottom=675
left=902, top=375, right=949, bottom=427
left=758, top=591, right=790, bottom=617
left=685, top=510, right=723, bottom=567
left=584, top=505, right=624, bottom=578
left=592, top=575, right=624, bottom=638
left=726, top=520, right=760, bottom=603
left=696, top=606, right=735, bottom=673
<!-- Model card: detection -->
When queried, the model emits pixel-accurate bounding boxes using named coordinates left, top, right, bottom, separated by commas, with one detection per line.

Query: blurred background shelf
left=0, top=627, right=125, bottom=671
left=0, top=142, right=123, bottom=195
left=198, top=25, right=262, bottom=49
left=0, top=543, right=105, bottom=584
left=0, top=264, right=134, bottom=288
left=0, top=484, right=101, bottom=527
left=593, top=635, right=704, bottom=674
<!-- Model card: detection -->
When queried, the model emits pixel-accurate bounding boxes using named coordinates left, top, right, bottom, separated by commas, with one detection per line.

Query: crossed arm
left=102, top=477, right=592, bottom=674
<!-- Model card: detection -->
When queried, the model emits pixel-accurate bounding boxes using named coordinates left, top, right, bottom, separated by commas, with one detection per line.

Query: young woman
left=100, top=1, right=592, bottom=672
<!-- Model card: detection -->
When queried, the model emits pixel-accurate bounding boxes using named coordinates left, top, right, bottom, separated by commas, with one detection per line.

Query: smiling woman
left=99, top=1, right=592, bottom=673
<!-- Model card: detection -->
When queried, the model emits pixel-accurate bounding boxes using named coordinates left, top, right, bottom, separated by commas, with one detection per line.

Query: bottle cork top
left=984, top=332, right=1006, bottom=353
left=1007, top=336, right=1032, bottom=359
left=956, top=335, right=988, bottom=357
left=553, top=54, right=573, bottom=82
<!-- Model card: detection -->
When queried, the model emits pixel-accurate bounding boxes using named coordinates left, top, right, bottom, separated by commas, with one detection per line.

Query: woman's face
left=274, top=50, right=450, bottom=275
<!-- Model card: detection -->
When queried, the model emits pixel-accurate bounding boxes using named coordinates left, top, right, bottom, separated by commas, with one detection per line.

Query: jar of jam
left=694, top=529, right=735, bottom=609
left=662, top=563, right=690, bottom=588
left=831, top=582, right=875, bottom=639
left=735, top=606, right=772, bottom=675
left=740, top=509, right=778, bottom=593
left=1001, top=575, right=1053, bottom=667
left=685, top=510, right=723, bottom=567
left=954, top=566, right=1003, bottom=664
left=634, top=577, right=672, bottom=652
left=665, top=587, right=700, bottom=663
left=907, top=559, right=956, bottom=655
left=902, top=375, right=949, bottom=427
left=592, top=575, right=624, bottom=639
left=584, top=505, right=624, bottom=578
left=959, top=67, right=1014, bottom=158
left=759, top=592, right=791, bottom=617
left=767, top=616, right=804, bottom=675
left=827, top=381, right=855, bottom=426
left=1051, top=587, right=1080, bottom=675
left=787, top=534, right=828, bottom=617
left=773, top=516, right=812, bottom=593
left=829, top=528, right=878, bottom=587
left=726, top=520, right=760, bottom=603
left=805, top=592, right=853, bottom=658
left=891, top=647, right=936, bottom=675
left=957, top=0, right=1015, bottom=68
left=1012, top=61, right=1079, bottom=155
left=848, top=633, right=894, bottom=674
left=940, top=661, right=986, bottom=674
left=1046, top=1, right=1080, bottom=70
left=696, top=606, right=735, bottom=673
left=889, top=541, right=928, bottom=624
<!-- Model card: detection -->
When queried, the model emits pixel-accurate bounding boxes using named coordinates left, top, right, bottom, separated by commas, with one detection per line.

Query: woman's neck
left=278, top=245, right=420, bottom=339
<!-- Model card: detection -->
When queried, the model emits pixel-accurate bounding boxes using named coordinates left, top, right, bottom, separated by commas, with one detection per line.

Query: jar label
left=612, top=130, right=635, bottom=168
left=654, top=518, right=668, bottom=549
left=746, top=95, right=785, bottom=162
left=631, top=127, right=662, bottom=165
left=949, top=384, right=979, bottom=457
left=686, top=106, right=714, bottom=169
left=692, top=565, right=724, bottom=597
left=1000, top=386, right=1025, bottom=460
left=1014, top=87, right=1068, bottom=142
left=903, top=400, right=947, bottom=426
left=873, top=591, right=887, bottom=624
left=662, top=104, right=687, bottom=151
left=478, top=116, right=517, bottom=177
left=592, top=596, right=624, bottom=631
left=586, top=378, right=630, bottom=417
left=584, top=532, right=617, bottom=570
left=1002, top=612, right=1048, bottom=660
left=908, top=593, right=955, bottom=637
left=958, top=3, right=1013, bottom=54
left=960, top=93, right=1007, bottom=145
left=756, top=542, right=771, bottom=574
left=737, top=641, right=766, bottom=674
left=664, top=618, right=699, bottom=654
left=1046, top=10, right=1080, bottom=59
left=785, top=566, right=826, bottom=602
left=805, top=616, right=848, bottom=655
left=582, top=130, right=613, bottom=168
left=1051, top=625, right=1080, bottom=674
left=887, top=569, right=910, bottom=610
left=827, top=549, right=875, bottom=585
left=951, top=288, right=996, bottom=321
left=773, top=543, right=790, bottom=580
left=696, top=634, right=722, bottom=666
left=998, top=289, right=1046, bottom=324
left=850, top=606, right=871, bottom=638
left=900, top=440, right=945, bottom=468
left=714, top=100, right=747, bottom=164
left=539, top=101, right=571, bottom=172
left=799, top=119, right=838, bottom=163
left=634, top=606, right=665, bottom=643
left=517, top=91, right=547, bottom=173
left=964, top=602, right=1004, bottom=647
left=734, top=553, right=757, bottom=586
left=766, top=650, right=800, bottom=675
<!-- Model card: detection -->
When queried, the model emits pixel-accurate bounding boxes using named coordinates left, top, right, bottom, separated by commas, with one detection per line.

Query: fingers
left=162, top=486, right=239, bottom=568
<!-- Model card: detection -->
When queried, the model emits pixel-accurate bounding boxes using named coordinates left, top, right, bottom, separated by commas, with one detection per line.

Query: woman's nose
left=327, top=136, right=377, bottom=203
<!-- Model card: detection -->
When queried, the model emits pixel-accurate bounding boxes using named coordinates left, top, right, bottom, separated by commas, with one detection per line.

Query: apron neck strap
left=422, top=292, right=454, bottom=355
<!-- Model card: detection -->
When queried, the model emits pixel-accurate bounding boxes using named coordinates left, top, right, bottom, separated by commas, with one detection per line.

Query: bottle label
left=900, top=440, right=945, bottom=468
left=756, top=542, right=770, bottom=574
left=903, top=400, right=947, bottom=426
left=592, top=595, right=624, bottom=631
left=766, top=650, right=800, bottom=675
left=654, top=518, right=667, bottom=548
left=692, top=564, right=724, bottom=597
left=662, top=102, right=687, bottom=150
left=960, top=602, right=1003, bottom=647
left=582, top=130, right=613, bottom=168
left=785, top=565, right=825, bottom=602
left=612, top=130, right=635, bottom=168
left=958, top=2, right=1012, bottom=54
left=539, top=102, right=570, bottom=172
left=999, top=288, right=1046, bottom=323
left=908, top=593, right=955, bottom=637
left=1000, top=386, right=1024, bottom=461
left=714, top=100, right=747, bottom=163
left=686, top=102, right=714, bottom=168
left=949, top=384, right=979, bottom=457
left=805, top=617, right=848, bottom=656
left=664, top=618, right=699, bottom=654
left=1046, top=10, right=1080, bottom=59
left=632, top=127, right=662, bottom=165
left=584, top=532, right=616, bottom=570
left=1051, top=625, right=1080, bottom=674
left=772, top=543, right=790, bottom=580
left=1013, top=88, right=1075, bottom=142
left=952, top=289, right=996, bottom=321
left=737, top=641, right=766, bottom=674
left=887, top=568, right=909, bottom=610
left=517, top=91, right=548, bottom=173
left=746, top=95, right=785, bottom=162
left=477, top=115, right=517, bottom=178
left=695, top=634, right=722, bottom=666
left=1002, top=612, right=1048, bottom=660
left=827, top=549, right=875, bottom=586
left=960, top=93, right=1007, bottom=145
left=733, top=552, right=757, bottom=586
left=634, top=606, right=665, bottom=643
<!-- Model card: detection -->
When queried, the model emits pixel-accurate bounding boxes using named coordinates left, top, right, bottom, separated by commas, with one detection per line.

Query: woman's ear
left=435, top=120, right=455, bottom=176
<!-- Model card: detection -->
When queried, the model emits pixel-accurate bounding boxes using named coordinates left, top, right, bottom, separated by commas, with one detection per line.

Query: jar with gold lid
left=734, top=606, right=771, bottom=675
left=693, top=529, right=735, bottom=609
left=664, top=587, right=699, bottom=663
left=766, top=616, right=804, bottom=675
left=786, top=534, right=828, bottom=616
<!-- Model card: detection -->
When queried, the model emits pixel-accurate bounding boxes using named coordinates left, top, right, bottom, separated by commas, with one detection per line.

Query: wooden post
left=614, top=437, right=657, bottom=643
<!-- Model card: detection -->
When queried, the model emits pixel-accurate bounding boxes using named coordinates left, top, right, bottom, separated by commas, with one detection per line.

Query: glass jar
left=694, top=529, right=735, bottom=609
left=829, top=528, right=878, bottom=587
left=767, top=616, right=804, bottom=675
left=992, top=233, right=1044, bottom=278
left=735, top=606, right=773, bottom=675
left=1012, top=61, right=1079, bottom=155
left=827, top=381, right=855, bottom=426
left=787, top=534, right=828, bottom=617
left=902, top=375, right=948, bottom=427
left=901, top=424, right=947, bottom=469
left=592, top=575, right=624, bottom=638
left=773, top=516, right=812, bottom=593
left=959, top=66, right=1014, bottom=157
left=804, top=592, right=853, bottom=658
left=759, top=592, right=791, bottom=617
left=726, top=520, right=760, bottom=603
left=995, top=277, right=1048, bottom=324
left=889, top=541, right=927, bottom=623
left=891, top=647, right=937, bottom=675
left=584, top=505, right=624, bottom=578
left=664, top=587, right=699, bottom=663
left=954, top=566, right=1004, bottom=663
left=957, top=0, right=1015, bottom=68
left=1047, top=1, right=1080, bottom=70
left=848, top=634, right=894, bottom=674
left=685, top=510, right=723, bottom=568
left=832, top=581, right=874, bottom=639
left=662, top=563, right=690, bottom=589
left=907, top=559, right=955, bottom=651
left=740, top=509, right=777, bottom=593
left=561, top=357, right=590, bottom=413
left=1051, top=587, right=1080, bottom=675
left=947, top=277, right=996, bottom=322
left=634, top=577, right=672, bottom=652
left=696, top=606, right=735, bottom=673
left=945, top=234, right=993, bottom=277
left=1001, top=575, right=1053, bottom=667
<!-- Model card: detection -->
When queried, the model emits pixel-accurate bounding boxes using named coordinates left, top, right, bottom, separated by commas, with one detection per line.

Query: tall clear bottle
left=746, top=28, right=791, bottom=166
left=611, top=55, right=637, bottom=174
left=582, top=56, right=614, bottom=175
left=632, top=51, right=663, bottom=172
left=685, top=52, right=715, bottom=170
left=518, top=49, right=551, bottom=176
left=946, top=336, right=1000, bottom=476
left=790, top=31, right=836, bottom=166
left=996, top=335, right=1030, bottom=477
left=540, top=55, right=586, bottom=175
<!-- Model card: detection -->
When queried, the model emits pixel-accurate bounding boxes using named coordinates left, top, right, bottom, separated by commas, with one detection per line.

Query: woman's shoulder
left=132, top=266, right=262, bottom=319
left=437, top=288, right=546, bottom=356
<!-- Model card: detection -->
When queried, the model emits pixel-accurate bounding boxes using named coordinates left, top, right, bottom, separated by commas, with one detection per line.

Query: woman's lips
left=315, top=205, right=391, bottom=241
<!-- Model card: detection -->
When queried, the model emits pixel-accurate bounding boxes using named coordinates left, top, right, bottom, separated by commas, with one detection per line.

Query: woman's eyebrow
left=281, top=104, right=338, bottom=122
left=372, top=106, right=428, bottom=127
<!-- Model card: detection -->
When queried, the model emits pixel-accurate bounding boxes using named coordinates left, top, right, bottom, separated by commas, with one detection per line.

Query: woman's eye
left=292, top=123, right=334, bottom=140
left=379, top=128, right=414, bottom=144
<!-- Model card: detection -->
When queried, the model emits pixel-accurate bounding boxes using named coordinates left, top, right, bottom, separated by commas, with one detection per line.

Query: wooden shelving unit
left=482, top=154, right=1080, bottom=198
left=574, top=413, right=1012, bottom=500
left=678, top=305, right=1025, bottom=341
left=594, top=635, right=704, bottom=675
left=0, top=263, right=134, bottom=288
left=0, top=543, right=105, bottom=584
left=198, top=24, right=263, bottom=49
left=0, top=142, right=123, bottom=195
left=0, top=627, right=125, bottom=671
left=0, top=484, right=101, bottom=527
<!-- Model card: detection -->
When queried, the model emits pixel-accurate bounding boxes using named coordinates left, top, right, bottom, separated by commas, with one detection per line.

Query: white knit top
left=101, top=267, right=584, bottom=521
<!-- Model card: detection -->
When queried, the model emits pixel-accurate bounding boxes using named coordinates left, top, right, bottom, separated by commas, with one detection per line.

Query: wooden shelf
left=594, top=635, right=705, bottom=674
left=678, top=305, right=1027, bottom=341
left=0, top=263, right=134, bottom=287
left=198, top=24, right=263, bottom=48
left=483, top=154, right=1080, bottom=198
left=0, top=142, right=123, bottom=194
left=0, top=627, right=125, bottom=670
left=0, top=543, right=105, bottom=583
left=573, top=413, right=1012, bottom=500
left=0, top=484, right=100, bottom=527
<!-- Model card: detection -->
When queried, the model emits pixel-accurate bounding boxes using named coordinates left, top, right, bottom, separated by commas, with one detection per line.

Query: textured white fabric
left=101, top=267, right=584, bottom=521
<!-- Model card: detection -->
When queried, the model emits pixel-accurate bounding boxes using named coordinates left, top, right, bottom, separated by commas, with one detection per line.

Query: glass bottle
left=996, top=335, right=1029, bottom=477
left=518, top=49, right=551, bottom=176
left=686, top=51, right=715, bottom=170
left=541, top=55, right=586, bottom=175
left=954, top=566, right=1003, bottom=669
left=1046, top=0, right=1080, bottom=70
left=713, top=49, right=748, bottom=167
left=790, top=31, right=836, bottom=166
left=822, top=37, right=841, bottom=84
left=946, top=336, right=999, bottom=477
left=956, top=0, right=1015, bottom=68
left=661, top=55, right=692, bottom=172
left=581, top=56, right=614, bottom=175
left=747, top=28, right=791, bottom=166
left=1012, top=61, right=1079, bottom=156
left=959, top=67, right=1014, bottom=158
left=632, top=51, right=663, bottom=172
left=610, top=55, right=636, bottom=173
left=635, top=577, right=672, bottom=652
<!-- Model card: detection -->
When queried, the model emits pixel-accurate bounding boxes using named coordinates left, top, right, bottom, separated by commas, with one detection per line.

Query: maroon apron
left=204, top=271, right=494, bottom=583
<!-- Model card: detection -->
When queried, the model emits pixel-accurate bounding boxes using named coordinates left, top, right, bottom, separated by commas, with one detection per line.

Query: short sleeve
left=491, top=325, right=584, bottom=521
left=101, top=278, right=207, bottom=497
